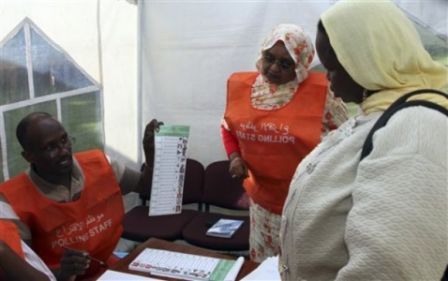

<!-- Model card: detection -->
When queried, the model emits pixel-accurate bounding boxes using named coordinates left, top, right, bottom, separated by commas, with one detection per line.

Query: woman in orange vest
left=222, top=24, right=347, bottom=262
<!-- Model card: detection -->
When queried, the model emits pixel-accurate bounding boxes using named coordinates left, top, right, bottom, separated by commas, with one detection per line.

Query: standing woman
left=222, top=24, right=347, bottom=262
left=280, top=1, right=447, bottom=280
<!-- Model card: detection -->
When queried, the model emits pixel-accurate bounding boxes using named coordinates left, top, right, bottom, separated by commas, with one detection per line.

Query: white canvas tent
left=0, top=0, right=446, bottom=177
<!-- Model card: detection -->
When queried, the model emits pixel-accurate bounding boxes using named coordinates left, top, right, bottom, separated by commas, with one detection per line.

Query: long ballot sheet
left=148, top=125, right=189, bottom=216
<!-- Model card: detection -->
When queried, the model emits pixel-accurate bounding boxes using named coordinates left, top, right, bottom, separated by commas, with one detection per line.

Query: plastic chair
left=122, top=158, right=204, bottom=242
left=181, top=160, right=250, bottom=251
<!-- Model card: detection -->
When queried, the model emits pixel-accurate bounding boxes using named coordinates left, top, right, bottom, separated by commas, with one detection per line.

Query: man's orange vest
left=224, top=72, right=327, bottom=214
left=0, top=149, right=124, bottom=270
left=0, top=220, right=24, bottom=258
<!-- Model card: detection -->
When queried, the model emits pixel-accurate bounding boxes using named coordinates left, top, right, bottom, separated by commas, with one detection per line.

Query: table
left=109, top=238, right=259, bottom=280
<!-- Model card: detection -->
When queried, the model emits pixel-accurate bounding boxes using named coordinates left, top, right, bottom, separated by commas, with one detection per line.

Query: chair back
left=202, top=160, right=249, bottom=210
left=139, top=158, right=204, bottom=205
left=182, top=158, right=205, bottom=204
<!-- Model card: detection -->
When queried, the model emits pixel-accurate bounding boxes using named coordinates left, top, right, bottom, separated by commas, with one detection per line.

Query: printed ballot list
left=148, top=125, right=190, bottom=216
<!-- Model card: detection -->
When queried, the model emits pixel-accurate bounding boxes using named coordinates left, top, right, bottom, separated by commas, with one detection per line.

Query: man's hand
left=136, top=119, right=163, bottom=195
left=229, top=153, right=248, bottom=179
left=143, top=119, right=163, bottom=167
left=58, top=248, right=90, bottom=281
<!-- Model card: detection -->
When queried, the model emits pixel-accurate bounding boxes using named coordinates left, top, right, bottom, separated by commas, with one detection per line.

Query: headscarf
left=256, top=24, right=315, bottom=84
left=321, top=0, right=448, bottom=114
left=251, top=24, right=315, bottom=110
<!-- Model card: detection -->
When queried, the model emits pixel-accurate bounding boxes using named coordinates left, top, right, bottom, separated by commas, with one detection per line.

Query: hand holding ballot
left=137, top=119, right=164, bottom=194
left=143, top=119, right=164, bottom=166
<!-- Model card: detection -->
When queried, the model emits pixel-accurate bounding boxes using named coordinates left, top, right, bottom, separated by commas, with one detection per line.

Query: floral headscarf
left=256, top=24, right=315, bottom=84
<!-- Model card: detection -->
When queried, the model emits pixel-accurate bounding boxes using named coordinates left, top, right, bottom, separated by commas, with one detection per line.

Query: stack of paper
left=206, top=219, right=244, bottom=238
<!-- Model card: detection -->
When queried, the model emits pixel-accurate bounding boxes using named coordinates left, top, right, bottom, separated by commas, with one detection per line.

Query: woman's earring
left=362, top=89, right=368, bottom=101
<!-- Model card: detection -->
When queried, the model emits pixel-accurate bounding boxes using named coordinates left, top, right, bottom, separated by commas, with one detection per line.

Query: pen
left=62, top=246, right=107, bottom=268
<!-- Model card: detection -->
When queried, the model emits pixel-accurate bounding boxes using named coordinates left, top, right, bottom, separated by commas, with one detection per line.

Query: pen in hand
left=62, top=246, right=107, bottom=268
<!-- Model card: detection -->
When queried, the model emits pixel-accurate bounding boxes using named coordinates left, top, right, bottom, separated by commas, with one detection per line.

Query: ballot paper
left=241, top=256, right=280, bottom=280
left=97, top=269, right=162, bottom=280
left=148, top=125, right=189, bottom=216
left=129, top=248, right=244, bottom=281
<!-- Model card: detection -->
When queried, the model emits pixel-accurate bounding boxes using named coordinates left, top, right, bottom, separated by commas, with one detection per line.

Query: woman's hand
left=229, top=153, right=248, bottom=179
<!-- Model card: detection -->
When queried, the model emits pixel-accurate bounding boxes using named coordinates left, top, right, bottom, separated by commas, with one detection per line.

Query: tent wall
left=0, top=1, right=446, bottom=172
left=139, top=0, right=447, bottom=167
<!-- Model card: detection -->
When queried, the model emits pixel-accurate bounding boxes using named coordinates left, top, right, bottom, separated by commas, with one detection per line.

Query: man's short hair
left=16, top=112, right=53, bottom=150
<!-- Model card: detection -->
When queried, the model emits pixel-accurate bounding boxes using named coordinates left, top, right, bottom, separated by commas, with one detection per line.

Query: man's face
left=23, top=117, right=73, bottom=176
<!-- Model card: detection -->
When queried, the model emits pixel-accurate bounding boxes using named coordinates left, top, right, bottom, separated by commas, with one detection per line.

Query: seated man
left=0, top=201, right=56, bottom=281
left=0, top=112, right=158, bottom=280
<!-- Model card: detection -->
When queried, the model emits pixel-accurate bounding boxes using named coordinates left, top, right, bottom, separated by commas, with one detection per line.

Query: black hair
left=317, top=20, right=337, bottom=59
left=16, top=112, right=53, bottom=150
left=317, top=20, right=326, bottom=33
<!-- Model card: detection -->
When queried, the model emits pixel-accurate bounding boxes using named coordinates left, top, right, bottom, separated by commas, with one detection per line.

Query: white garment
left=279, top=107, right=447, bottom=281
left=22, top=242, right=57, bottom=281
left=0, top=201, right=56, bottom=281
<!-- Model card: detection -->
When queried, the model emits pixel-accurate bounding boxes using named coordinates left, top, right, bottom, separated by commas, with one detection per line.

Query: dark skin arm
left=135, top=119, right=163, bottom=194
left=0, top=240, right=51, bottom=281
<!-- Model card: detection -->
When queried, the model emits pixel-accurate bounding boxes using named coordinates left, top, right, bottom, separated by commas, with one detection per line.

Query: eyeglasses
left=262, top=52, right=295, bottom=70
left=41, top=135, right=75, bottom=154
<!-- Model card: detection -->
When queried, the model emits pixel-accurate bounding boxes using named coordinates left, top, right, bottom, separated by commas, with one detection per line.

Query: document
left=129, top=248, right=244, bottom=281
left=241, top=256, right=280, bottom=280
left=206, top=219, right=244, bottom=238
left=149, top=125, right=189, bottom=216
left=97, top=269, right=162, bottom=280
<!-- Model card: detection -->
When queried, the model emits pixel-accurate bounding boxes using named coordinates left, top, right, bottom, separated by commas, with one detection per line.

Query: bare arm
left=0, top=241, right=51, bottom=281
left=134, top=119, right=163, bottom=195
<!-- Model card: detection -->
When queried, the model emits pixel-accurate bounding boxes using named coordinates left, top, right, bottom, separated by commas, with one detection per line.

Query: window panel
left=4, top=101, right=57, bottom=178
left=0, top=140, right=4, bottom=182
left=61, top=92, right=103, bottom=152
left=0, top=29, right=29, bottom=105
left=30, top=29, right=94, bottom=96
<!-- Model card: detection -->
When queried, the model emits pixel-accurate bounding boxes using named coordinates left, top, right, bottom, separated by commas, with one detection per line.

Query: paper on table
left=97, top=269, right=162, bottom=280
left=149, top=125, right=189, bottom=216
left=241, top=256, right=281, bottom=281
left=223, top=256, right=244, bottom=281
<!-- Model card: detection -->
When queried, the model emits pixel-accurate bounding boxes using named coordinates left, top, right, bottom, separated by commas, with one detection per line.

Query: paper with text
left=241, top=256, right=280, bottom=280
left=149, top=125, right=189, bottom=216
left=129, top=248, right=242, bottom=281
left=97, top=269, right=162, bottom=280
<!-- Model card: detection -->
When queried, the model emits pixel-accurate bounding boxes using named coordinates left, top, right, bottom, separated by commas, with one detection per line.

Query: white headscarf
left=256, top=24, right=315, bottom=84
left=321, top=0, right=448, bottom=113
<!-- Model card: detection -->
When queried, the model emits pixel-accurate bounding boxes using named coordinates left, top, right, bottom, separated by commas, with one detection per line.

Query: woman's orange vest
left=0, top=149, right=124, bottom=270
left=0, top=220, right=24, bottom=258
left=224, top=72, right=327, bottom=214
